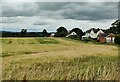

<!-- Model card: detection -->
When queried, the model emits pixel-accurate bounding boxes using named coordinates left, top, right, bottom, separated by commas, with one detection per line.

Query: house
left=106, top=33, right=115, bottom=43
left=50, top=33, right=55, bottom=37
left=81, top=35, right=90, bottom=40
left=69, top=31, right=77, bottom=36
left=82, top=28, right=104, bottom=40
left=66, top=31, right=77, bottom=37
left=97, top=33, right=115, bottom=44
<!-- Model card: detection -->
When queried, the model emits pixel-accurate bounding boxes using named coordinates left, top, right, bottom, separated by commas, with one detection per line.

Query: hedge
left=115, top=34, right=120, bottom=44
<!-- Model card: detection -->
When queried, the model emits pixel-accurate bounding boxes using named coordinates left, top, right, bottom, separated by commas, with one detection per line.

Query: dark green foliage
left=82, top=36, right=91, bottom=41
left=20, top=29, right=27, bottom=36
left=55, top=26, right=68, bottom=37
left=112, top=20, right=120, bottom=34
left=35, top=38, right=60, bottom=44
left=70, top=28, right=84, bottom=40
left=42, top=29, right=48, bottom=37
left=106, top=20, right=120, bottom=34
left=2, top=31, right=50, bottom=37
left=115, top=34, right=120, bottom=44
left=67, top=35, right=79, bottom=40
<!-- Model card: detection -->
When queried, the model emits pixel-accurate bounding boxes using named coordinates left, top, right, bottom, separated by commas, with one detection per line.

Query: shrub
left=115, top=34, right=120, bottom=44
left=68, top=35, right=79, bottom=40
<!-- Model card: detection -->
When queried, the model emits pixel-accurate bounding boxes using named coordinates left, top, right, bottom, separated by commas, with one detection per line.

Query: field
left=1, top=37, right=119, bottom=80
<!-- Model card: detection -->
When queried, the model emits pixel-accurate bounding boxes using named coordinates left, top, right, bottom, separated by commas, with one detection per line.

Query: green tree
left=115, top=34, right=120, bottom=44
left=20, top=29, right=27, bottom=36
left=70, top=28, right=84, bottom=40
left=42, top=29, right=48, bottom=37
left=111, top=20, right=120, bottom=34
left=106, top=20, right=120, bottom=34
left=55, top=26, right=68, bottom=37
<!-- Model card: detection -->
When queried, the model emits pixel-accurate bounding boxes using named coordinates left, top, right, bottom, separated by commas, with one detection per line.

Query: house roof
left=86, top=28, right=104, bottom=33
left=98, top=33, right=109, bottom=37
left=98, top=33, right=115, bottom=37
left=69, top=31, right=77, bottom=35
left=107, top=33, right=115, bottom=37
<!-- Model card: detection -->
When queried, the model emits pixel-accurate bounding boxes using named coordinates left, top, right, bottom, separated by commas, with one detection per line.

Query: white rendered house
left=82, top=28, right=104, bottom=40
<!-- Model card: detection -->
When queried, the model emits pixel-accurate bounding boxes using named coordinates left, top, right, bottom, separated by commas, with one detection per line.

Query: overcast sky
left=1, top=1, right=119, bottom=32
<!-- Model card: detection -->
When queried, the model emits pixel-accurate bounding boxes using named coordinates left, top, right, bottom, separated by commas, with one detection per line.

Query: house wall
left=106, top=37, right=115, bottom=43
left=97, top=30, right=104, bottom=35
left=86, top=33, right=90, bottom=36
left=50, top=33, right=55, bottom=37
left=99, top=37, right=106, bottom=43
left=89, top=30, right=97, bottom=38
left=112, top=37, right=115, bottom=43
left=85, top=29, right=104, bottom=39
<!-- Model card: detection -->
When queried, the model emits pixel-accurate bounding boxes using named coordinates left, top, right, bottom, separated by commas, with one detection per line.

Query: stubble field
left=1, top=37, right=119, bottom=80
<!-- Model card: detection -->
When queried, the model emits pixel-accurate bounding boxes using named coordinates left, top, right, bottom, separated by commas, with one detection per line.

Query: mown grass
left=1, top=37, right=119, bottom=80
left=1, top=37, right=61, bottom=57
left=35, top=38, right=59, bottom=44
left=1, top=37, right=60, bottom=44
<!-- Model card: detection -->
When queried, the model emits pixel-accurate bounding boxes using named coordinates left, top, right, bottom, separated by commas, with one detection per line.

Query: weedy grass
left=35, top=38, right=60, bottom=44
left=1, top=37, right=62, bottom=57
left=1, top=37, right=118, bottom=80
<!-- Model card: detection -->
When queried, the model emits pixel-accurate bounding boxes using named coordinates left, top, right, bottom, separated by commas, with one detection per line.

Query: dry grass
left=1, top=37, right=119, bottom=80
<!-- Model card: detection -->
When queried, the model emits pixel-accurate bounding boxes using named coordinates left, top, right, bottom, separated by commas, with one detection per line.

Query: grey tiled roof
left=86, top=28, right=103, bottom=33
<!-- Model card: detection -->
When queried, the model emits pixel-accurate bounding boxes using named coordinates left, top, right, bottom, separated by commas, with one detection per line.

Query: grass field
left=1, top=37, right=119, bottom=80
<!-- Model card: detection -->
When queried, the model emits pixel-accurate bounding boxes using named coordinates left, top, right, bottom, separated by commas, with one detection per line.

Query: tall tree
left=70, top=28, right=84, bottom=40
left=55, top=26, right=68, bottom=37
left=111, top=20, right=120, bottom=34
left=42, top=29, right=48, bottom=37
left=106, top=20, right=120, bottom=34
left=20, top=29, right=27, bottom=36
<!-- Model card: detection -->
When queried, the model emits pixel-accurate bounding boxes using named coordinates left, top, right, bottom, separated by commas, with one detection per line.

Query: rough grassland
left=1, top=37, right=119, bottom=80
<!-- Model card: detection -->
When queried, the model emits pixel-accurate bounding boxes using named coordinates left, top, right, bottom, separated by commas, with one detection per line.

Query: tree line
left=1, top=20, right=120, bottom=40
left=1, top=26, right=84, bottom=39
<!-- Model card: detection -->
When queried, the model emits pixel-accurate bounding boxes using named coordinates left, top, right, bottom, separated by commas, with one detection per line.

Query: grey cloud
left=33, top=21, right=50, bottom=25
left=36, top=2, right=67, bottom=11
left=118, top=1, right=120, bottom=20
left=2, top=2, right=39, bottom=17
left=1, top=17, right=17, bottom=23
left=1, top=16, right=58, bottom=26
left=59, top=2, right=118, bottom=20
left=1, top=2, right=118, bottom=21
left=1, top=16, right=29, bottom=23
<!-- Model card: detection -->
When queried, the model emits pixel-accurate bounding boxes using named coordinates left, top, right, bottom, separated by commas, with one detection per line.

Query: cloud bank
left=1, top=2, right=118, bottom=32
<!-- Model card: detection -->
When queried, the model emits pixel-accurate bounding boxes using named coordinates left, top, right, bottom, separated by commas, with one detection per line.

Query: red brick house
left=97, top=33, right=115, bottom=44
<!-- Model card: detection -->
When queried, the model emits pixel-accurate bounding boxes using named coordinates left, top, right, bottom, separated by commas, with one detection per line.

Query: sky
left=0, top=0, right=119, bottom=32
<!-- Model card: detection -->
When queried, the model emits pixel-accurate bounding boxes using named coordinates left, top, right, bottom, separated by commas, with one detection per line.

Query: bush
left=115, top=34, right=120, bottom=44
left=67, top=35, right=79, bottom=40
left=55, top=32, right=67, bottom=37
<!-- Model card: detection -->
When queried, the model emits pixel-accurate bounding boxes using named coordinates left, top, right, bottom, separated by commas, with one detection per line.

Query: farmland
left=1, top=37, right=119, bottom=80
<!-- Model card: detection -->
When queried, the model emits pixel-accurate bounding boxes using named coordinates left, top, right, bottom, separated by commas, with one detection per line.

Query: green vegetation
left=55, top=26, right=68, bottom=37
left=2, top=37, right=118, bottom=80
left=2, top=38, right=60, bottom=44
left=1, top=38, right=60, bottom=57
left=115, top=34, right=120, bottom=44
left=35, top=38, right=59, bottom=44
